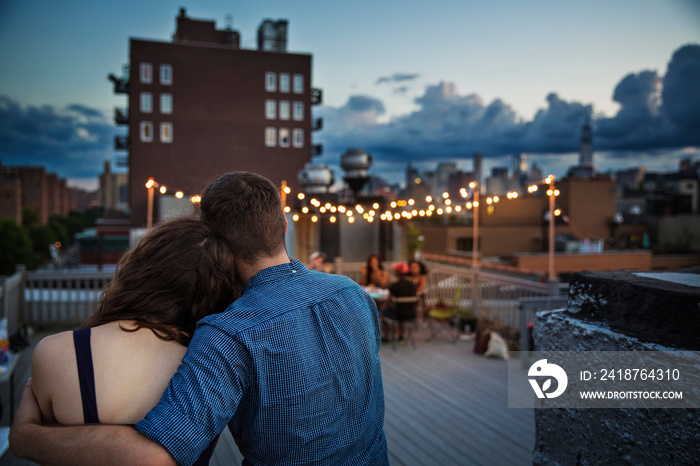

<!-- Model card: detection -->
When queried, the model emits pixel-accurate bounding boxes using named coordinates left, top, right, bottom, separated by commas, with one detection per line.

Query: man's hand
left=9, top=378, right=42, bottom=459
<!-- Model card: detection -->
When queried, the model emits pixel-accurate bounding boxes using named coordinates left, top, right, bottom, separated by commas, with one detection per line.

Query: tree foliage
left=22, top=207, right=40, bottom=227
left=28, top=224, right=57, bottom=261
left=1, top=207, right=104, bottom=273
left=0, top=218, right=34, bottom=275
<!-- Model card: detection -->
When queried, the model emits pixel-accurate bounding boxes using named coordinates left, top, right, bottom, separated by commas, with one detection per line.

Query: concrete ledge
left=533, top=268, right=700, bottom=465
left=567, top=269, right=700, bottom=350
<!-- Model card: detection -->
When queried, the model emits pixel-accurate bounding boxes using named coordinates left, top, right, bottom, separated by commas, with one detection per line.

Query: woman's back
left=32, top=321, right=187, bottom=425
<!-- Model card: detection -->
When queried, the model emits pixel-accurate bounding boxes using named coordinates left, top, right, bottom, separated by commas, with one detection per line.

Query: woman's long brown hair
left=82, top=217, right=239, bottom=346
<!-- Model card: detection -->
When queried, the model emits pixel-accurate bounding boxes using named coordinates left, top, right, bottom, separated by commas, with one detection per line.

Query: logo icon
left=528, top=359, right=568, bottom=399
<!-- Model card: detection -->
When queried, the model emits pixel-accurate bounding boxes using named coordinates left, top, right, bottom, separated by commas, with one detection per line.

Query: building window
left=265, top=72, right=277, bottom=92
left=265, top=127, right=277, bottom=147
left=293, top=74, right=304, bottom=93
left=160, top=123, right=173, bottom=143
left=279, top=128, right=290, bottom=147
left=140, top=63, right=152, bottom=84
left=279, top=101, right=290, bottom=120
left=266, top=100, right=276, bottom=119
left=140, top=93, right=152, bottom=113
left=293, top=129, right=304, bottom=148
left=280, top=73, right=290, bottom=93
left=293, top=102, right=304, bottom=121
left=160, top=94, right=172, bottom=114
left=160, top=65, right=172, bottom=85
left=140, top=122, right=153, bottom=142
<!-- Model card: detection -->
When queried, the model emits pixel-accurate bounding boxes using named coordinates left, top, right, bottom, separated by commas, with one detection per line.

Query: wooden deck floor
left=1, top=328, right=534, bottom=465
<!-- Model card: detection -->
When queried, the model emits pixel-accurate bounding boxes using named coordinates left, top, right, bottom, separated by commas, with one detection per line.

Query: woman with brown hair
left=29, top=217, right=238, bottom=462
left=360, top=253, right=388, bottom=288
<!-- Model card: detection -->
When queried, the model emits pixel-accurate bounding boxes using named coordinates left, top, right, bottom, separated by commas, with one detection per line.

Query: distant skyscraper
left=528, top=162, right=543, bottom=183
left=579, top=121, right=593, bottom=168
left=436, top=162, right=457, bottom=194
left=512, top=153, right=527, bottom=178
left=406, top=163, right=420, bottom=189
left=473, top=152, right=483, bottom=193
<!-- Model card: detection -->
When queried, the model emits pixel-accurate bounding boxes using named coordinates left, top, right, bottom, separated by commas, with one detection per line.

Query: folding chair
left=383, top=296, right=418, bottom=350
left=427, top=288, right=463, bottom=343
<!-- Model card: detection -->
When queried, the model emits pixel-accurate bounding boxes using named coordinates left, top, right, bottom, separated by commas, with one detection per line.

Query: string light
left=273, top=174, right=570, bottom=225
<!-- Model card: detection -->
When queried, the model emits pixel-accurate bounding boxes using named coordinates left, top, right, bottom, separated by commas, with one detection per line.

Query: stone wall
left=533, top=268, right=700, bottom=465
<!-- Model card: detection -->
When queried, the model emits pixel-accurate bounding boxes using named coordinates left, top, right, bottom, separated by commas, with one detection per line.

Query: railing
left=425, top=262, right=557, bottom=329
left=3, top=259, right=563, bottom=332
left=311, top=88, right=323, bottom=105
left=24, top=269, right=114, bottom=328
left=0, top=265, right=26, bottom=334
left=114, top=107, right=129, bottom=125
left=114, top=135, right=129, bottom=151
left=335, top=260, right=560, bottom=330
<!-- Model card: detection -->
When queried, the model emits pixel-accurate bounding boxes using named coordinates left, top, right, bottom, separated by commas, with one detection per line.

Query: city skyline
left=1, top=0, right=699, bottom=190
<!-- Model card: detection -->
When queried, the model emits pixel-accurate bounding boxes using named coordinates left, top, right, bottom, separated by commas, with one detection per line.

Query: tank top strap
left=73, top=328, right=99, bottom=424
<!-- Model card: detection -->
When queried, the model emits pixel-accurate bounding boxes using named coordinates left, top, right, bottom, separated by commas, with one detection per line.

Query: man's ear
left=284, top=215, right=288, bottom=234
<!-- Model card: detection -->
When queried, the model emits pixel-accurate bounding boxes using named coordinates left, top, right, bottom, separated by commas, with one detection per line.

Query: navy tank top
left=73, top=328, right=99, bottom=423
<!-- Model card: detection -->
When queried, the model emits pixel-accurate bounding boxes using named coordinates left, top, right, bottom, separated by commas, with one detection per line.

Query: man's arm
left=10, top=379, right=175, bottom=466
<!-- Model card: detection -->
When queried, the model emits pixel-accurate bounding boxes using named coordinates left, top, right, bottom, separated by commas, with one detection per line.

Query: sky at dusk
left=1, top=0, right=699, bottom=190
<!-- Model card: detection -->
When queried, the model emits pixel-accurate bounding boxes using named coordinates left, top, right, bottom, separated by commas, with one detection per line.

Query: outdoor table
left=363, top=286, right=389, bottom=302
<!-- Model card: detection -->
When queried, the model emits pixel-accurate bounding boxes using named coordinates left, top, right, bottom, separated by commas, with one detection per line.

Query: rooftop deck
left=1, top=327, right=534, bottom=465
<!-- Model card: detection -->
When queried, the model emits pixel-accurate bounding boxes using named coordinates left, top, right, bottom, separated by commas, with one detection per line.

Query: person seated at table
left=308, top=251, right=332, bottom=273
left=408, top=259, right=428, bottom=319
left=381, top=263, right=418, bottom=343
left=361, top=253, right=388, bottom=288
left=29, top=218, right=239, bottom=465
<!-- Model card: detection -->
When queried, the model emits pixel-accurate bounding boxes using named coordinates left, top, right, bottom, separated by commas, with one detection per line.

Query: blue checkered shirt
left=135, top=260, right=388, bottom=465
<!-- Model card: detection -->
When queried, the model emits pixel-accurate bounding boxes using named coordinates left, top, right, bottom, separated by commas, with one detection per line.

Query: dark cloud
left=376, top=73, right=420, bottom=85
left=346, top=95, right=385, bottom=114
left=316, top=44, right=700, bottom=171
left=661, top=43, right=700, bottom=132
left=0, top=96, right=118, bottom=178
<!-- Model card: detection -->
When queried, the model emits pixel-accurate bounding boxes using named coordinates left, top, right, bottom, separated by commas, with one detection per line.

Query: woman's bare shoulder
left=32, top=331, right=75, bottom=368
left=31, top=330, right=79, bottom=424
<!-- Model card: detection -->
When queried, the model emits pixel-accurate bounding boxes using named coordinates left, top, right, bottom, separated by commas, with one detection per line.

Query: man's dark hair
left=201, top=172, right=287, bottom=263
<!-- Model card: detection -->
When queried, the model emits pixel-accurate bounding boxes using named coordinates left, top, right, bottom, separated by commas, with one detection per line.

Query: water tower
left=298, top=163, right=334, bottom=194
left=340, top=148, right=372, bottom=197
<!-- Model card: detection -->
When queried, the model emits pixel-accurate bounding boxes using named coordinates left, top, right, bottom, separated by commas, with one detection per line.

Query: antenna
left=225, top=14, right=233, bottom=30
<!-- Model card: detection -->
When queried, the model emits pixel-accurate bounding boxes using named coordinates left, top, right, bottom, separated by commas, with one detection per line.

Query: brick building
left=418, top=175, right=638, bottom=260
left=98, top=161, right=129, bottom=212
left=0, top=164, right=76, bottom=224
left=0, top=176, right=22, bottom=224
left=111, top=8, right=320, bottom=227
